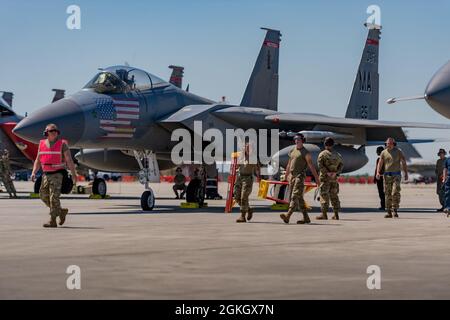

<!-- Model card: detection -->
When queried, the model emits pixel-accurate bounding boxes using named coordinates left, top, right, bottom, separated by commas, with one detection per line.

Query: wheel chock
left=180, top=202, right=208, bottom=208
left=270, top=203, right=289, bottom=210
left=88, top=194, right=110, bottom=199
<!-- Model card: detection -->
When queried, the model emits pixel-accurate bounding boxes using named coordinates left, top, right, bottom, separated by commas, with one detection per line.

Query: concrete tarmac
left=0, top=181, right=449, bottom=299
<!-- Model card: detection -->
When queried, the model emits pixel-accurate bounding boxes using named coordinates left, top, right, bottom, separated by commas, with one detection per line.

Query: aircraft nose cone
left=425, top=61, right=450, bottom=118
left=13, top=98, right=85, bottom=145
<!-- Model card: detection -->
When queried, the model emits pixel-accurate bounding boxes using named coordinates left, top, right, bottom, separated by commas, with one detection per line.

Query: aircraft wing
left=265, top=113, right=450, bottom=129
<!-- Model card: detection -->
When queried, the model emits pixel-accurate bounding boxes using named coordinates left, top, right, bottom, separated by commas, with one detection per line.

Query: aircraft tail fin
left=168, top=65, right=184, bottom=88
left=345, top=23, right=381, bottom=120
left=240, top=27, right=281, bottom=111
left=52, top=89, right=65, bottom=103
left=1, top=92, right=13, bottom=107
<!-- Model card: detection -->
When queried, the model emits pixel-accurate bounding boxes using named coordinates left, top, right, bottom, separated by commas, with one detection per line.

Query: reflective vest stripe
left=39, top=139, right=67, bottom=172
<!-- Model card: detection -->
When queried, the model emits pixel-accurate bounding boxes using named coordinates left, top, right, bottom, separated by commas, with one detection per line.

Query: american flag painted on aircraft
left=96, top=97, right=140, bottom=138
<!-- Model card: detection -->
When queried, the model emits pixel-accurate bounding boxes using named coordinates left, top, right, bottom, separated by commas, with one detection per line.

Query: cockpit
left=84, top=66, right=167, bottom=94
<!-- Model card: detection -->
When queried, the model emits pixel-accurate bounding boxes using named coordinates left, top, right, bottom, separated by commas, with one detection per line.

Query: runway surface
left=0, top=181, right=448, bottom=299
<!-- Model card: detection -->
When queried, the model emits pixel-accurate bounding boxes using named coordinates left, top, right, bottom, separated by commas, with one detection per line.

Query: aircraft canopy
left=84, top=66, right=167, bottom=94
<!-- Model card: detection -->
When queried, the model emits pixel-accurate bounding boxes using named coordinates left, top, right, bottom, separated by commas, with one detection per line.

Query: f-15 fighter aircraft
left=14, top=24, right=450, bottom=210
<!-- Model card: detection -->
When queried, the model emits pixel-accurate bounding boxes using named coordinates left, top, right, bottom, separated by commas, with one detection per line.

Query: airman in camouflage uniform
left=317, top=137, right=343, bottom=220
left=436, top=149, right=446, bottom=212
left=0, top=149, right=17, bottom=198
left=280, top=134, right=320, bottom=224
left=376, top=137, right=408, bottom=218
left=235, top=143, right=260, bottom=223
left=173, top=167, right=187, bottom=199
left=31, top=124, right=77, bottom=228
left=443, top=153, right=450, bottom=216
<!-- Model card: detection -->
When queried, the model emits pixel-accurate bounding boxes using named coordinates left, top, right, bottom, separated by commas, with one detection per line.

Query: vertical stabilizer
left=52, top=89, right=66, bottom=103
left=168, top=65, right=184, bottom=88
left=345, top=23, right=381, bottom=120
left=1, top=92, right=13, bottom=107
left=240, top=27, right=281, bottom=111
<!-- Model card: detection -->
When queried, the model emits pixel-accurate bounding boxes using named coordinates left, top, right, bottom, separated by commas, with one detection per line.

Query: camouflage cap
left=293, top=133, right=305, bottom=142
left=324, top=137, right=335, bottom=147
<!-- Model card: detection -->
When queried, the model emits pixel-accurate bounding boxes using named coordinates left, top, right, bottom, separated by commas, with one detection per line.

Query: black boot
left=297, top=212, right=311, bottom=224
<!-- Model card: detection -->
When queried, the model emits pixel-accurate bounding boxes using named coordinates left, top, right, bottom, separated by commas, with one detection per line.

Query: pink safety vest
left=39, top=139, right=67, bottom=172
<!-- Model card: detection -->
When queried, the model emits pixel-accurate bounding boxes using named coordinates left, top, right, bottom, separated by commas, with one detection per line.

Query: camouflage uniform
left=0, top=151, right=17, bottom=198
left=317, top=149, right=343, bottom=219
left=234, top=160, right=257, bottom=222
left=39, top=139, right=69, bottom=225
left=173, top=173, right=187, bottom=198
left=436, top=157, right=446, bottom=208
left=40, top=172, right=63, bottom=220
left=444, top=157, right=450, bottom=212
left=280, top=146, right=311, bottom=224
left=380, top=147, right=405, bottom=216
left=0, top=156, right=4, bottom=194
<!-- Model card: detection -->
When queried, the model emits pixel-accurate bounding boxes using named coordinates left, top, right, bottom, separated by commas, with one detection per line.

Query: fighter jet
left=0, top=90, right=111, bottom=195
left=14, top=24, right=450, bottom=211
left=387, top=60, right=450, bottom=119
left=0, top=91, right=38, bottom=170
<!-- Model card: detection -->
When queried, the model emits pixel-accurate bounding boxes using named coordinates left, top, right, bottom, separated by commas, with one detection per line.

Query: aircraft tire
left=141, top=190, right=155, bottom=211
left=92, top=178, right=107, bottom=198
left=34, top=176, right=42, bottom=194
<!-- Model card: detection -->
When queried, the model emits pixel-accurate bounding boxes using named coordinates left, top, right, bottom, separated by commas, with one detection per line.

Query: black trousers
left=376, top=177, right=385, bottom=209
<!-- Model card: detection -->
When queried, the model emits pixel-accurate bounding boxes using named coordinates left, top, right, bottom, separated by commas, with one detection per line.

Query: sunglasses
left=46, top=129, right=58, bottom=133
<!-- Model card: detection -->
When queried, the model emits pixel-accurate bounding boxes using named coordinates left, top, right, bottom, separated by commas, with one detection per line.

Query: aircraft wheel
left=92, top=178, right=107, bottom=198
left=34, top=176, right=42, bottom=194
left=141, top=190, right=155, bottom=211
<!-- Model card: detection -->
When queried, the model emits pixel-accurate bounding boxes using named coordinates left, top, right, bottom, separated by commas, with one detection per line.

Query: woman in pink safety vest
left=31, top=123, right=77, bottom=228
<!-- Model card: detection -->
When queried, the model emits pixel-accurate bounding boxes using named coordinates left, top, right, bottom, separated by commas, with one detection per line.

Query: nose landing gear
left=134, top=150, right=159, bottom=211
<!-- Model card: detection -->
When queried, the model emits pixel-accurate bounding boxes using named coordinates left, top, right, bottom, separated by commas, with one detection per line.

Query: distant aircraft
left=168, top=65, right=184, bottom=89
left=1, top=91, right=42, bottom=170
left=14, top=24, right=450, bottom=210
left=387, top=60, right=450, bottom=119
left=0, top=90, right=106, bottom=194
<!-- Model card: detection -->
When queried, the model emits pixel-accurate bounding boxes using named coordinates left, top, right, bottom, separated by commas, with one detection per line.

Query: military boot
left=247, top=208, right=253, bottom=221
left=43, top=217, right=57, bottom=228
left=332, top=212, right=339, bottom=220
left=393, top=210, right=399, bottom=218
left=316, top=212, right=328, bottom=220
left=59, top=208, right=69, bottom=226
left=297, top=212, right=311, bottom=224
left=236, top=211, right=246, bottom=223
left=384, top=211, right=393, bottom=218
left=280, top=212, right=293, bottom=224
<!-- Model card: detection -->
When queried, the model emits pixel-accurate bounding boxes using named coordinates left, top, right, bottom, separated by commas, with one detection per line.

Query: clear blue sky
left=1, top=0, right=449, bottom=173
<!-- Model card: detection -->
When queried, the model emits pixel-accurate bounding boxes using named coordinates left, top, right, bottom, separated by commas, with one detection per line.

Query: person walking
left=31, top=124, right=77, bottom=228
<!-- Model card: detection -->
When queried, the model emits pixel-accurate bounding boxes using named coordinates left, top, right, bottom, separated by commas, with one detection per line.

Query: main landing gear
left=33, top=174, right=107, bottom=198
left=134, top=150, right=160, bottom=211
